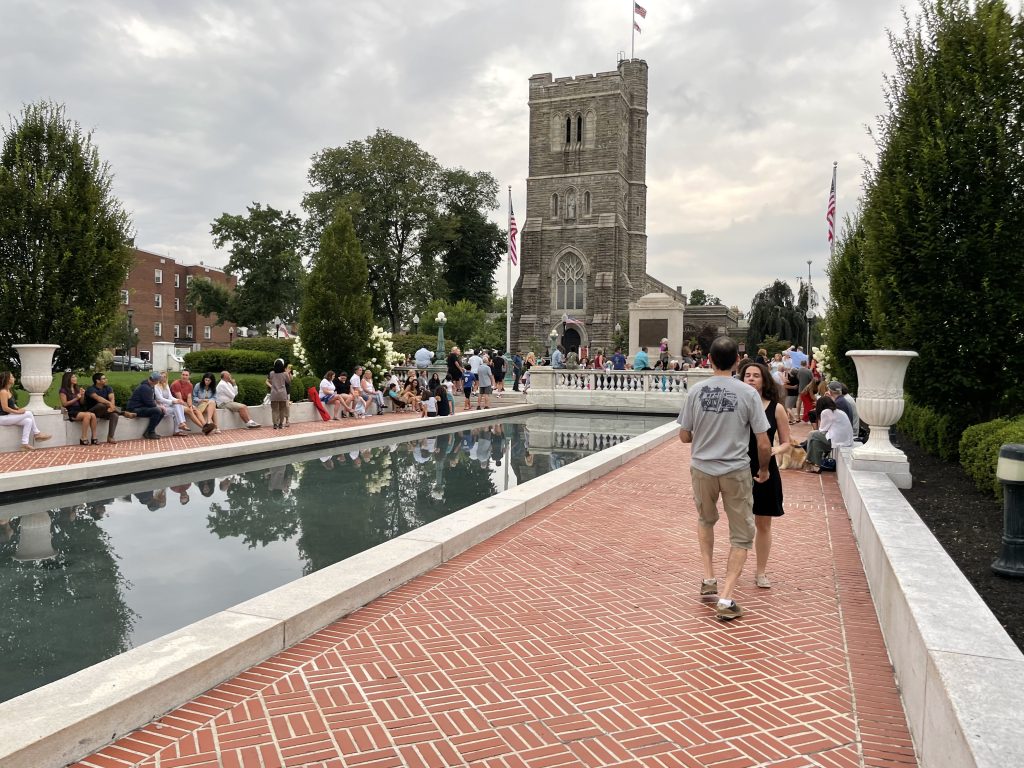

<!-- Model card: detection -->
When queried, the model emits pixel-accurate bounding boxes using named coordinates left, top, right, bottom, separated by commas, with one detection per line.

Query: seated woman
left=192, top=372, right=220, bottom=433
left=401, top=376, right=422, bottom=413
left=360, top=370, right=385, bottom=414
left=319, top=370, right=345, bottom=420
left=0, top=370, right=52, bottom=450
left=804, top=395, right=854, bottom=473
left=59, top=371, right=99, bottom=445
left=385, top=382, right=408, bottom=411
left=155, top=371, right=190, bottom=435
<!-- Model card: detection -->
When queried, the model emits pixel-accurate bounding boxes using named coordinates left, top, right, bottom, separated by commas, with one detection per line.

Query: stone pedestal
left=847, top=349, right=918, bottom=489
left=13, top=511, right=56, bottom=562
left=14, top=343, right=59, bottom=412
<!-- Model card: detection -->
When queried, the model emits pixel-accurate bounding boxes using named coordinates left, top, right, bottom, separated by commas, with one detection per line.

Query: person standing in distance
left=677, top=336, right=771, bottom=620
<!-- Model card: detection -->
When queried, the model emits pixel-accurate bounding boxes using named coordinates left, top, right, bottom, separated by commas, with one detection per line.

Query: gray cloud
left=3, top=0, right=988, bottom=311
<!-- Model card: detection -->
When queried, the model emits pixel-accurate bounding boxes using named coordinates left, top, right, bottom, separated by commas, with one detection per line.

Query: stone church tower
left=511, top=58, right=681, bottom=355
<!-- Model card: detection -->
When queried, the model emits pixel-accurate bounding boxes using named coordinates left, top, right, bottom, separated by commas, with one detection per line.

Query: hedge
left=959, top=416, right=1024, bottom=501
left=231, top=337, right=295, bottom=360
left=183, top=349, right=277, bottom=375
left=391, top=333, right=440, bottom=359
left=896, top=398, right=961, bottom=462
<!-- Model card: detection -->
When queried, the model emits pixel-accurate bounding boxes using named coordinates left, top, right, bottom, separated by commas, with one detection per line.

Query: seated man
left=215, top=370, right=259, bottom=428
left=86, top=372, right=134, bottom=444
left=125, top=372, right=166, bottom=439
left=334, top=371, right=358, bottom=417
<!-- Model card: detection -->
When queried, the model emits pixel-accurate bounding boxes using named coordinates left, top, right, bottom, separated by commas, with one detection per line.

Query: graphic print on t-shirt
left=697, top=386, right=739, bottom=413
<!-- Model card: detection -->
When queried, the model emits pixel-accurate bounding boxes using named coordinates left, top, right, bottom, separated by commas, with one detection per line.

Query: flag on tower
left=826, top=164, right=837, bottom=247
left=634, top=2, right=647, bottom=18
left=508, top=202, right=518, bottom=267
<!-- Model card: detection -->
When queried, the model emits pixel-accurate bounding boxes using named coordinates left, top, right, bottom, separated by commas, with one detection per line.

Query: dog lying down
left=778, top=441, right=807, bottom=470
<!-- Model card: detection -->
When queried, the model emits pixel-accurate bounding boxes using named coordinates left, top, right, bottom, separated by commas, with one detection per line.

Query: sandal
left=80, top=439, right=90, bottom=446
left=90, top=439, right=99, bottom=445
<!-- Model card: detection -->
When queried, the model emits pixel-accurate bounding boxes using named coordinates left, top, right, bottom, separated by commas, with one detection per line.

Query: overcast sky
left=0, top=1, right=978, bottom=312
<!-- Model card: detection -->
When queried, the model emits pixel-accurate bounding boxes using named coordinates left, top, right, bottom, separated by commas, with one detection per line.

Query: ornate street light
left=413, top=314, right=420, bottom=333
left=435, top=311, right=447, bottom=361
left=124, top=308, right=134, bottom=370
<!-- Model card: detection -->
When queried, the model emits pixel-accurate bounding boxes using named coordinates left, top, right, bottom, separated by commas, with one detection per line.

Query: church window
left=551, top=193, right=559, bottom=217
left=583, top=191, right=591, bottom=215
left=576, top=114, right=583, bottom=143
left=556, top=254, right=586, bottom=311
left=565, top=116, right=571, bottom=144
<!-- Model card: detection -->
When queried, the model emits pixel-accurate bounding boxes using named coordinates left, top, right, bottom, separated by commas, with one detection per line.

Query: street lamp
left=434, top=311, right=447, bottom=361
left=548, top=328, right=558, bottom=356
left=229, top=327, right=235, bottom=348
left=413, top=314, right=420, bottom=333
left=124, top=309, right=134, bottom=370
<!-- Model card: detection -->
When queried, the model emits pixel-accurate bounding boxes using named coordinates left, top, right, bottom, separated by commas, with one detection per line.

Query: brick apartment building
left=117, top=249, right=236, bottom=360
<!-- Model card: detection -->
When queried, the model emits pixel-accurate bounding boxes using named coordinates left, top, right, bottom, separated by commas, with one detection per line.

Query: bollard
left=991, top=444, right=1024, bottom=578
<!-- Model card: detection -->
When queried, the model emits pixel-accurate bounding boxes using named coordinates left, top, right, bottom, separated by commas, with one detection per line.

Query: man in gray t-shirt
left=678, top=336, right=771, bottom=620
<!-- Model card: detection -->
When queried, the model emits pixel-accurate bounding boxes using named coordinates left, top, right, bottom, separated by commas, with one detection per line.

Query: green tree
left=746, top=280, right=806, bottom=352
left=303, top=129, right=442, bottom=331
left=860, top=0, right=1024, bottom=426
left=421, top=169, right=505, bottom=305
left=823, top=213, right=874, bottom=388
left=298, top=210, right=373, bottom=376
left=688, top=288, right=721, bottom=306
left=0, top=101, right=134, bottom=372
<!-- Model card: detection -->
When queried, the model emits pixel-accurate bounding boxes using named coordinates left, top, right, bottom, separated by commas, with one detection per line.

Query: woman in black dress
left=738, top=360, right=793, bottom=589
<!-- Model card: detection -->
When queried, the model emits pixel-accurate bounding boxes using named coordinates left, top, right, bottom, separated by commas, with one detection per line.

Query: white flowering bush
left=812, top=344, right=833, bottom=381
left=291, top=336, right=314, bottom=377
left=364, top=326, right=403, bottom=385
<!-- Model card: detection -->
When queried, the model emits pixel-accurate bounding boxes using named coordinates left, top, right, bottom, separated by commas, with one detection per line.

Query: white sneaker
left=246, top=420, right=259, bottom=428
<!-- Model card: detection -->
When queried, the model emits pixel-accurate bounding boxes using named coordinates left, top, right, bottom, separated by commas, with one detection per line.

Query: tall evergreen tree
left=746, top=280, right=806, bottom=351
left=861, top=0, right=1024, bottom=425
left=298, top=210, right=372, bottom=376
left=0, top=102, right=134, bottom=371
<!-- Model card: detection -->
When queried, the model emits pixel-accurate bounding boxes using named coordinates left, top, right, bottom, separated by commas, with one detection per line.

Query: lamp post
left=125, top=309, right=134, bottom=370
left=548, top=328, right=558, bottom=357
left=229, top=326, right=235, bottom=348
left=413, top=314, right=420, bottom=334
left=435, top=311, right=447, bottom=361
left=806, top=260, right=813, bottom=351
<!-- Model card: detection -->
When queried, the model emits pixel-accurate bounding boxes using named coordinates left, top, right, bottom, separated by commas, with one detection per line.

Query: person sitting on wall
left=191, top=372, right=220, bottom=433
left=125, top=371, right=167, bottom=439
left=414, top=344, right=434, bottom=370
left=633, top=346, right=650, bottom=370
left=0, top=370, right=52, bottom=450
left=59, top=371, right=98, bottom=445
left=172, top=370, right=214, bottom=435
left=155, top=371, right=192, bottom=435
left=216, top=370, right=259, bottom=428
left=334, top=371, right=358, bottom=417
left=550, top=345, right=565, bottom=369
left=86, top=372, right=133, bottom=444
left=319, top=370, right=346, bottom=420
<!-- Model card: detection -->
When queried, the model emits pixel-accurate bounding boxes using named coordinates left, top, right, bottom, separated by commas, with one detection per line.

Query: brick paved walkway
left=72, top=434, right=917, bottom=768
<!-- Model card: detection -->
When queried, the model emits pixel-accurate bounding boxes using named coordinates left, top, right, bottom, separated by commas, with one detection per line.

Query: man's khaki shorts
left=218, top=401, right=244, bottom=413
left=690, top=466, right=755, bottom=549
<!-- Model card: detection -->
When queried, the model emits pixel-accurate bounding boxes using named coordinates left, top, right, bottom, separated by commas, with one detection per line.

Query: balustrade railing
left=546, top=369, right=696, bottom=394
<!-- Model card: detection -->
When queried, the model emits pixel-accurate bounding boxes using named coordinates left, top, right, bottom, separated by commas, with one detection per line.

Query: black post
left=992, top=444, right=1024, bottom=578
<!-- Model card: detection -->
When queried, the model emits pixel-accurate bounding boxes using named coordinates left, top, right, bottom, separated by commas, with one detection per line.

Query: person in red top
left=171, top=370, right=213, bottom=434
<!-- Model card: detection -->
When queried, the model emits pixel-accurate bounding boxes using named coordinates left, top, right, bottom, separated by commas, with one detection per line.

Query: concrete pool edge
left=0, top=419, right=680, bottom=768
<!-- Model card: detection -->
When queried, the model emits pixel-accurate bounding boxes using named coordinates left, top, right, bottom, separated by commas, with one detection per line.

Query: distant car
left=111, top=356, right=152, bottom=371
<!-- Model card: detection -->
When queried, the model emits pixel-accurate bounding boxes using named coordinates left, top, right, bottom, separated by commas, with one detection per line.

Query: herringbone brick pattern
left=74, top=436, right=917, bottom=768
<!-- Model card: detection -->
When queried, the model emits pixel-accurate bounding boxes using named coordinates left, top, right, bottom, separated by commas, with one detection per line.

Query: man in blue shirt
left=633, top=347, right=650, bottom=370
left=611, top=348, right=627, bottom=370
left=551, top=345, right=565, bottom=369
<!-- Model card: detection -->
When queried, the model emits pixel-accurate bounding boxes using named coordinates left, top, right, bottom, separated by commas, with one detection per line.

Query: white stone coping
left=0, top=419, right=680, bottom=768
left=836, top=446, right=1024, bottom=768
left=0, top=404, right=537, bottom=498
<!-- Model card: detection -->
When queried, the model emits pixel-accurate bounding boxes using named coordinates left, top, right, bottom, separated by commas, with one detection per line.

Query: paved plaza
left=29, top=424, right=918, bottom=768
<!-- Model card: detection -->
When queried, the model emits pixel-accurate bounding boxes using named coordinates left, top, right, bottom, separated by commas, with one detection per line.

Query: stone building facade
left=510, top=58, right=684, bottom=356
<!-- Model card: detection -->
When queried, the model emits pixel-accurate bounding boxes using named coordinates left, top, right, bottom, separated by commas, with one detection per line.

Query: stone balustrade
left=526, top=367, right=711, bottom=414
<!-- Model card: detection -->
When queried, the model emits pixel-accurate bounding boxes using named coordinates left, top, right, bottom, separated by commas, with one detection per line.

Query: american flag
left=634, top=2, right=647, bottom=18
left=509, top=201, right=518, bottom=267
left=826, top=165, right=837, bottom=247
left=634, top=21, right=642, bottom=32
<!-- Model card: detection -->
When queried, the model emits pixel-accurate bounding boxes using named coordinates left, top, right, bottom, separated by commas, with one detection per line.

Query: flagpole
left=505, top=185, right=512, bottom=356
left=631, top=0, right=635, bottom=59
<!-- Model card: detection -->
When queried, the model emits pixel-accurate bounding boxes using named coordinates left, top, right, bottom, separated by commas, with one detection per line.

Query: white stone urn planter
left=14, top=343, right=60, bottom=411
left=846, top=349, right=918, bottom=488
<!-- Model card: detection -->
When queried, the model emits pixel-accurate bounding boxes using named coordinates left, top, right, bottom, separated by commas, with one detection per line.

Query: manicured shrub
left=959, top=416, right=1024, bottom=501
left=391, top=333, right=440, bottom=359
left=231, top=337, right=295, bottom=361
left=897, top=398, right=960, bottom=462
left=232, top=374, right=268, bottom=406
left=290, top=375, right=317, bottom=402
left=183, top=349, right=277, bottom=375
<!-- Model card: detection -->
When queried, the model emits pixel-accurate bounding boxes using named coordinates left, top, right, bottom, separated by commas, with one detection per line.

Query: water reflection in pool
left=0, top=413, right=671, bottom=702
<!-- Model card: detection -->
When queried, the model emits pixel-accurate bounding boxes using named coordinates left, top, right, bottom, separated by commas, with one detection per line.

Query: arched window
left=556, top=253, right=586, bottom=310
left=565, top=116, right=571, bottom=144
left=550, top=193, right=559, bottom=218
left=566, top=189, right=577, bottom=220
left=583, top=191, right=591, bottom=215
left=576, top=114, right=583, bottom=143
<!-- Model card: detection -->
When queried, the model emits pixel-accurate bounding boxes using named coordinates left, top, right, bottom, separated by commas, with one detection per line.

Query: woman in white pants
left=0, top=371, right=52, bottom=450
left=155, top=372, right=189, bottom=434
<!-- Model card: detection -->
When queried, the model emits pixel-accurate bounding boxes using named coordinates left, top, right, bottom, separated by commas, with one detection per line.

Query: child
left=422, top=386, right=438, bottom=418
left=462, top=371, right=475, bottom=411
left=443, top=375, right=456, bottom=415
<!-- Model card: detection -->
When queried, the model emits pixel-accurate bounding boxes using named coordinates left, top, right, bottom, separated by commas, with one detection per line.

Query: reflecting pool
left=0, top=412, right=671, bottom=702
